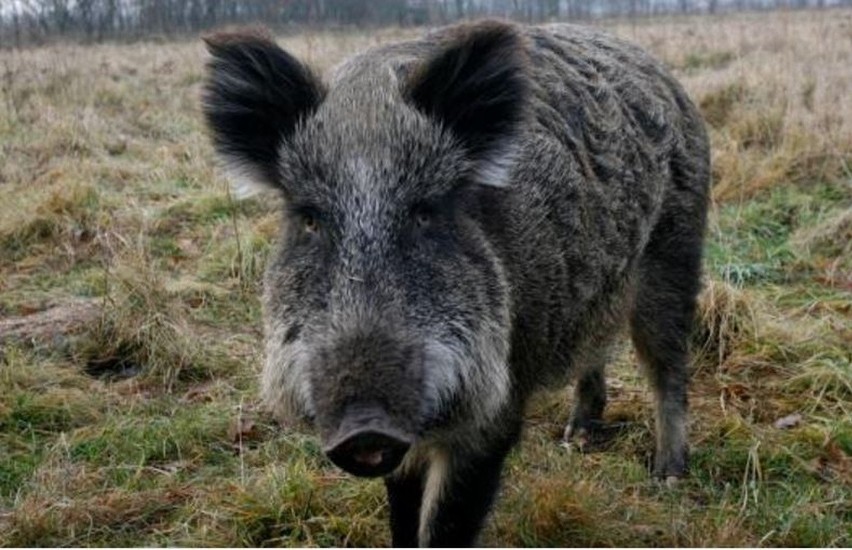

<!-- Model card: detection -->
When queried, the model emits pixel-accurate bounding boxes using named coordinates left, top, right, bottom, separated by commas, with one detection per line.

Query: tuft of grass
left=699, top=81, right=748, bottom=128
left=681, top=49, right=736, bottom=72
left=6, top=486, right=195, bottom=547
left=0, top=181, right=103, bottom=265
left=217, top=466, right=389, bottom=547
left=790, top=207, right=852, bottom=278
left=706, top=182, right=850, bottom=285
left=693, top=278, right=758, bottom=368
left=0, top=346, right=106, bottom=499
left=729, top=109, right=785, bottom=151
left=71, top=256, right=240, bottom=389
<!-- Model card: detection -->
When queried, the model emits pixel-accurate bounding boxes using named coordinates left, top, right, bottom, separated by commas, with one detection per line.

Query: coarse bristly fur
left=202, top=18, right=710, bottom=547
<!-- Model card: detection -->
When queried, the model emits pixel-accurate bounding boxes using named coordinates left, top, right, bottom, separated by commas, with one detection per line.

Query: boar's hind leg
left=563, top=353, right=609, bottom=446
left=630, top=206, right=704, bottom=479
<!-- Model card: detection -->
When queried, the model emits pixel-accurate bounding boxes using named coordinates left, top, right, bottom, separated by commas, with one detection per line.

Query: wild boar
left=202, top=19, right=710, bottom=547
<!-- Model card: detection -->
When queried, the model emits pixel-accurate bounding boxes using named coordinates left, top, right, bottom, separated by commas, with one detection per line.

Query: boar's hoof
left=563, top=419, right=632, bottom=452
left=651, top=474, right=685, bottom=490
left=653, top=448, right=689, bottom=481
left=664, top=475, right=681, bottom=489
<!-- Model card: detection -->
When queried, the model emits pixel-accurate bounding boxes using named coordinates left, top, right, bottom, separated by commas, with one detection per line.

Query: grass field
left=1, top=9, right=850, bottom=547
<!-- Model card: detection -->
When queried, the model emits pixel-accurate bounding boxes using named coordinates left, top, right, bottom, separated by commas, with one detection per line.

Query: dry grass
left=613, top=11, right=852, bottom=202
left=1, top=9, right=850, bottom=547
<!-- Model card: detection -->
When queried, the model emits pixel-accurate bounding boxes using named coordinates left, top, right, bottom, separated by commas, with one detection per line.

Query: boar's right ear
left=202, top=29, right=325, bottom=195
left=405, top=21, right=529, bottom=187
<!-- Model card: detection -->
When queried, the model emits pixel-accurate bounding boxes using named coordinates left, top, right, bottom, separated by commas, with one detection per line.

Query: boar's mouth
left=322, top=404, right=414, bottom=478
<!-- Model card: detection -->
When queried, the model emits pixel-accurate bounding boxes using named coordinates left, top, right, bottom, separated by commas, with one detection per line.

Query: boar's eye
left=413, top=205, right=433, bottom=229
left=292, top=208, right=321, bottom=235
left=411, top=204, right=437, bottom=234
left=302, top=212, right=320, bottom=233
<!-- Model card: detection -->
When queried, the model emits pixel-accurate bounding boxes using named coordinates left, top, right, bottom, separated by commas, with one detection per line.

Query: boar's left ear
left=405, top=21, right=529, bottom=187
left=202, top=28, right=325, bottom=196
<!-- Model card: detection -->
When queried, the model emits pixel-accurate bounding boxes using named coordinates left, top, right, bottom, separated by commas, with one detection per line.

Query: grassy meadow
left=1, top=9, right=850, bottom=547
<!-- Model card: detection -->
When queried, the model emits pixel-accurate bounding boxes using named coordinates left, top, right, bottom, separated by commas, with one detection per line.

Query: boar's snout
left=324, top=405, right=413, bottom=477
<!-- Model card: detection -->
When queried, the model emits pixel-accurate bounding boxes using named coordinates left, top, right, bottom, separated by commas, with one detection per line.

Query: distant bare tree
left=0, top=0, right=846, bottom=48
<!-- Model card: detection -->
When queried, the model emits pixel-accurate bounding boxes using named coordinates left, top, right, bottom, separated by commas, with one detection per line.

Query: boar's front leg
left=386, top=442, right=513, bottom=547
left=417, top=428, right=521, bottom=547
left=384, top=472, right=424, bottom=547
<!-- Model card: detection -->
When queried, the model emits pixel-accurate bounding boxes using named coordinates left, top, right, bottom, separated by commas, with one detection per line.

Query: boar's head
left=203, top=23, right=528, bottom=477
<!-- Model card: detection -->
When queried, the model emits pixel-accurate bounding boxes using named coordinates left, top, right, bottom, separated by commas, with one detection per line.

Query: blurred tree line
left=0, top=0, right=848, bottom=47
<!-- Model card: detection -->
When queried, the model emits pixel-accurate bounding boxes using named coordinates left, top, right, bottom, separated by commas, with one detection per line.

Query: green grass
left=1, top=12, right=851, bottom=548
left=681, top=49, right=736, bottom=73
left=706, top=183, right=850, bottom=285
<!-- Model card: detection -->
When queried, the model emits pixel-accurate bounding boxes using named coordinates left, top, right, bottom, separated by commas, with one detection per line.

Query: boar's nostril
left=325, top=425, right=412, bottom=478
left=283, top=323, right=301, bottom=344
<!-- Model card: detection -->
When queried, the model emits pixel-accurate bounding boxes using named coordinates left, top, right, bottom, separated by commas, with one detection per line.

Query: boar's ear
left=405, top=21, right=529, bottom=187
left=202, top=28, right=325, bottom=196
